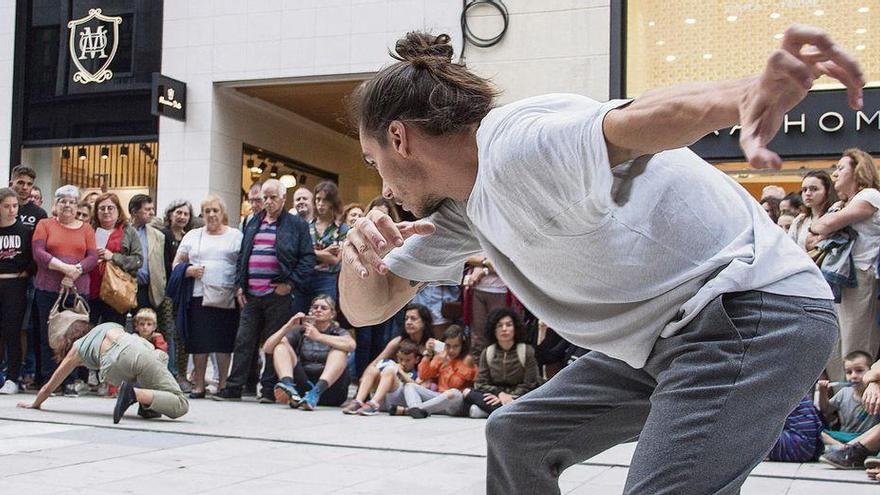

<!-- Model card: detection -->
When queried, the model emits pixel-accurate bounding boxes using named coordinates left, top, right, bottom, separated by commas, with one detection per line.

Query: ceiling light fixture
left=685, top=18, right=696, bottom=25
left=726, top=15, right=737, bottom=22
left=666, top=55, right=676, bottom=62
left=100, top=146, right=109, bottom=159
left=78, top=147, right=87, bottom=161
left=120, top=145, right=128, bottom=158
left=814, top=9, right=824, bottom=16
left=858, top=7, right=870, bottom=14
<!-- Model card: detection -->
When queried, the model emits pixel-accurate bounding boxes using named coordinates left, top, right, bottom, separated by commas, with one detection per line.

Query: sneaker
left=273, top=382, right=302, bottom=407
left=0, top=380, right=19, bottom=395
left=113, top=382, right=137, bottom=424
left=342, top=399, right=364, bottom=415
left=468, top=404, right=489, bottom=419
left=63, top=384, right=78, bottom=397
left=357, top=400, right=381, bottom=416
left=137, top=405, right=161, bottom=419
left=177, top=379, right=193, bottom=394
left=865, top=456, right=880, bottom=470
left=819, top=442, right=871, bottom=469
left=298, top=387, right=319, bottom=411
left=407, top=407, right=430, bottom=419
left=258, top=394, right=276, bottom=404
left=211, top=388, right=242, bottom=401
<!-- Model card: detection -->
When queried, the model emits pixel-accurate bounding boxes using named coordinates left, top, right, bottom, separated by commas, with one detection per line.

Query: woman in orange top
left=32, top=185, right=98, bottom=394
left=396, top=325, right=477, bottom=418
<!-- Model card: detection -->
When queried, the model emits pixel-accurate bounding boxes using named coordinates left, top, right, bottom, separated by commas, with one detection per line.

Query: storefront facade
left=1, top=1, right=615, bottom=220
left=612, top=0, right=880, bottom=197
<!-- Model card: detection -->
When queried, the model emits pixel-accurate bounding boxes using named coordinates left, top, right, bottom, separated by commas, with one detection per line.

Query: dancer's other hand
left=739, top=25, right=864, bottom=169
left=343, top=209, right=435, bottom=278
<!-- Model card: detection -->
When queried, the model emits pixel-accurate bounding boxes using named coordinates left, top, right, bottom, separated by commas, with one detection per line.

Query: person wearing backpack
left=465, top=308, right=540, bottom=418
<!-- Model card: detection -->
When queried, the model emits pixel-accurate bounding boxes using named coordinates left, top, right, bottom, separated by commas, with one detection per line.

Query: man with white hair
left=214, top=179, right=315, bottom=402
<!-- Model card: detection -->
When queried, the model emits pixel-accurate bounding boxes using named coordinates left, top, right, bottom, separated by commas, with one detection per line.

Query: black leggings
left=0, top=278, right=29, bottom=382
left=465, top=388, right=503, bottom=415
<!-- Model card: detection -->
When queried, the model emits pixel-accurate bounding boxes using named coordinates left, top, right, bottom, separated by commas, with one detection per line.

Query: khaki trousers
left=102, top=334, right=189, bottom=418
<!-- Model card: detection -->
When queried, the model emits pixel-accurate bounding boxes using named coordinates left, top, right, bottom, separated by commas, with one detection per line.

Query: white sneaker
left=468, top=404, right=489, bottom=419
left=0, top=380, right=19, bottom=394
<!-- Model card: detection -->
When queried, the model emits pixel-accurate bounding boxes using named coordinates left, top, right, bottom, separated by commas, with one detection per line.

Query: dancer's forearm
left=604, top=77, right=755, bottom=165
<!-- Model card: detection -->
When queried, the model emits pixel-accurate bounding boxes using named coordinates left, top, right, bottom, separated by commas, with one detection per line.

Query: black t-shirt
left=0, top=221, right=34, bottom=275
left=18, top=201, right=47, bottom=230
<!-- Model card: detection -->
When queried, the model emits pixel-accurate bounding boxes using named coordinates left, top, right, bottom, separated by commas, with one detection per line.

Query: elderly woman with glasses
left=88, top=193, right=143, bottom=325
left=31, top=184, right=98, bottom=395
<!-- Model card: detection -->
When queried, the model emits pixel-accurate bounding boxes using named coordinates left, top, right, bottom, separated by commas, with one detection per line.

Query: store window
left=624, top=1, right=879, bottom=97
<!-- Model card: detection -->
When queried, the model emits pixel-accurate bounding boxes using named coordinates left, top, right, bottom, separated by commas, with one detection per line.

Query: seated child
left=818, top=351, right=880, bottom=447
left=134, top=308, right=169, bottom=366
left=348, top=340, right=420, bottom=416
left=395, top=325, right=478, bottom=419
left=767, top=394, right=824, bottom=462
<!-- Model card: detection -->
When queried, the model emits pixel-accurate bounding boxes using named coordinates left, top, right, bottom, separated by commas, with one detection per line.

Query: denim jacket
left=818, top=227, right=858, bottom=302
left=236, top=209, right=315, bottom=293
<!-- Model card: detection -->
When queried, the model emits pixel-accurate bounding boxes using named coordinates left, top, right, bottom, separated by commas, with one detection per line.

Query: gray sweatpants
left=403, top=383, right=465, bottom=416
left=103, top=334, right=189, bottom=419
left=486, top=292, right=837, bottom=494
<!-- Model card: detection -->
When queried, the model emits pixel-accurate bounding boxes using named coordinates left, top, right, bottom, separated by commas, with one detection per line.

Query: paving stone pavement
left=0, top=394, right=876, bottom=494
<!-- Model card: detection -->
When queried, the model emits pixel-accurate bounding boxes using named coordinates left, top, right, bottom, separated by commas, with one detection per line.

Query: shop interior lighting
left=269, top=166, right=278, bottom=178
left=279, top=174, right=297, bottom=188
left=856, top=28, right=867, bottom=34
left=814, top=9, right=824, bottom=16
left=769, top=12, right=781, bottom=19
left=120, top=145, right=128, bottom=158
left=726, top=16, right=737, bottom=22
left=773, top=33, right=784, bottom=40
left=685, top=18, right=696, bottom=25
left=648, top=21, right=655, bottom=26
left=257, top=161, right=267, bottom=173
left=100, top=146, right=109, bottom=159
left=856, top=45, right=866, bottom=51
left=858, top=7, right=869, bottom=13
left=703, top=53, right=713, bottom=60
left=665, top=55, right=676, bottom=62
left=78, top=147, right=87, bottom=161
left=656, top=40, right=665, bottom=46
left=61, top=148, right=70, bottom=160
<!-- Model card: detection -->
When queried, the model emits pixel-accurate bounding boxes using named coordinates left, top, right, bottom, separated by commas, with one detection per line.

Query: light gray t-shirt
left=830, top=387, right=880, bottom=433
left=385, top=94, right=832, bottom=368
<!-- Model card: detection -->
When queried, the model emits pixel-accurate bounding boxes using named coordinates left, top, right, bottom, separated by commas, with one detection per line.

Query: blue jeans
left=486, top=292, right=838, bottom=494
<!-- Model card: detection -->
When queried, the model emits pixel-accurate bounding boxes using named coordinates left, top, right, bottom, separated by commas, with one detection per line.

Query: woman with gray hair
left=172, top=195, right=242, bottom=398
left=31, top=184, right=98, bottom=395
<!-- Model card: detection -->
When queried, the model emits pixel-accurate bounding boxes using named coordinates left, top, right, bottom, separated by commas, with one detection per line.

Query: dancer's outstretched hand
left=739, top=24, right=864, bottom=169
left=343, top=209, right=435, bottom=278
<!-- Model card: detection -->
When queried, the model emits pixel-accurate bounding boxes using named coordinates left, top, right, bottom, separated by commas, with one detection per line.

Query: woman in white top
left=172, top=195, right=243, bottom=398
left=812, top=149, right=880, bottom=380
left=789, top=171, right=837, bottom=251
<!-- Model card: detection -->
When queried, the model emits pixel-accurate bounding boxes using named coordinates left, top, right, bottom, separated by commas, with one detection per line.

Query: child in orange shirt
left=398, top=325, right=477, bottom=418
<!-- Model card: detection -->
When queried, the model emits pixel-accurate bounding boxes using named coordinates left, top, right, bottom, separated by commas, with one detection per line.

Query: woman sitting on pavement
left=347, top=340, right=421, bottom=416
left=263, top=295, right=355, bottom=410
left=395, top=325, right=478, bottom=419
left=464, top=308, right=540, bottom=418
left=17, top=321, right=188, bottom=423
left=343, top=303, right=431, bottom=413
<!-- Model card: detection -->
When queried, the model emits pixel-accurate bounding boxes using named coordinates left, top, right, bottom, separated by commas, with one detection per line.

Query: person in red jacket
left=396, top=325, right=477, bottom=418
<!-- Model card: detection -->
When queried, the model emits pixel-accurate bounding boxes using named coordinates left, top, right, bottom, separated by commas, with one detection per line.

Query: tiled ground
left=0, top=394, right=875, bottom=494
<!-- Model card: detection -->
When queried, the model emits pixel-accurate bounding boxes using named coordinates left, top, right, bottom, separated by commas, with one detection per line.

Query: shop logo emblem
left=67, top=9, right=122, bottom=84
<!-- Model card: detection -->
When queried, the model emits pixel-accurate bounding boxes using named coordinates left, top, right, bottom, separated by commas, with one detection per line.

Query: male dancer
left=340, top=26, right=863, bottom=494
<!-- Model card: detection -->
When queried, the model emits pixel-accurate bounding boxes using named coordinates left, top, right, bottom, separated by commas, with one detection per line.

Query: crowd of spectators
left=3, top=148, right=880, bottom=477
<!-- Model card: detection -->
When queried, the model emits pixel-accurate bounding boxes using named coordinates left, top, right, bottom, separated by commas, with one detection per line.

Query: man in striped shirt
left=214, top=179, right=315, bottom=402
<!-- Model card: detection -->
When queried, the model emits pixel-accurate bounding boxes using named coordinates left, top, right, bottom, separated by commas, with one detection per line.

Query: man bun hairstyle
left=350, top=32, right=499, bottom=144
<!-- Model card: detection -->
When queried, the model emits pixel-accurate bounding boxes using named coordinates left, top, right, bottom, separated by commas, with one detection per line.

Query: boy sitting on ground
left=817, top=351, right=880, bottom=451
left=347, top=340, right=420, bottom=416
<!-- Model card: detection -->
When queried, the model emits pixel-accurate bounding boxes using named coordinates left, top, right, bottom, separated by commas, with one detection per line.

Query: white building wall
left=158, top=0, right=611, bottom=214
left=0, top=1, right=17, bottom=180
